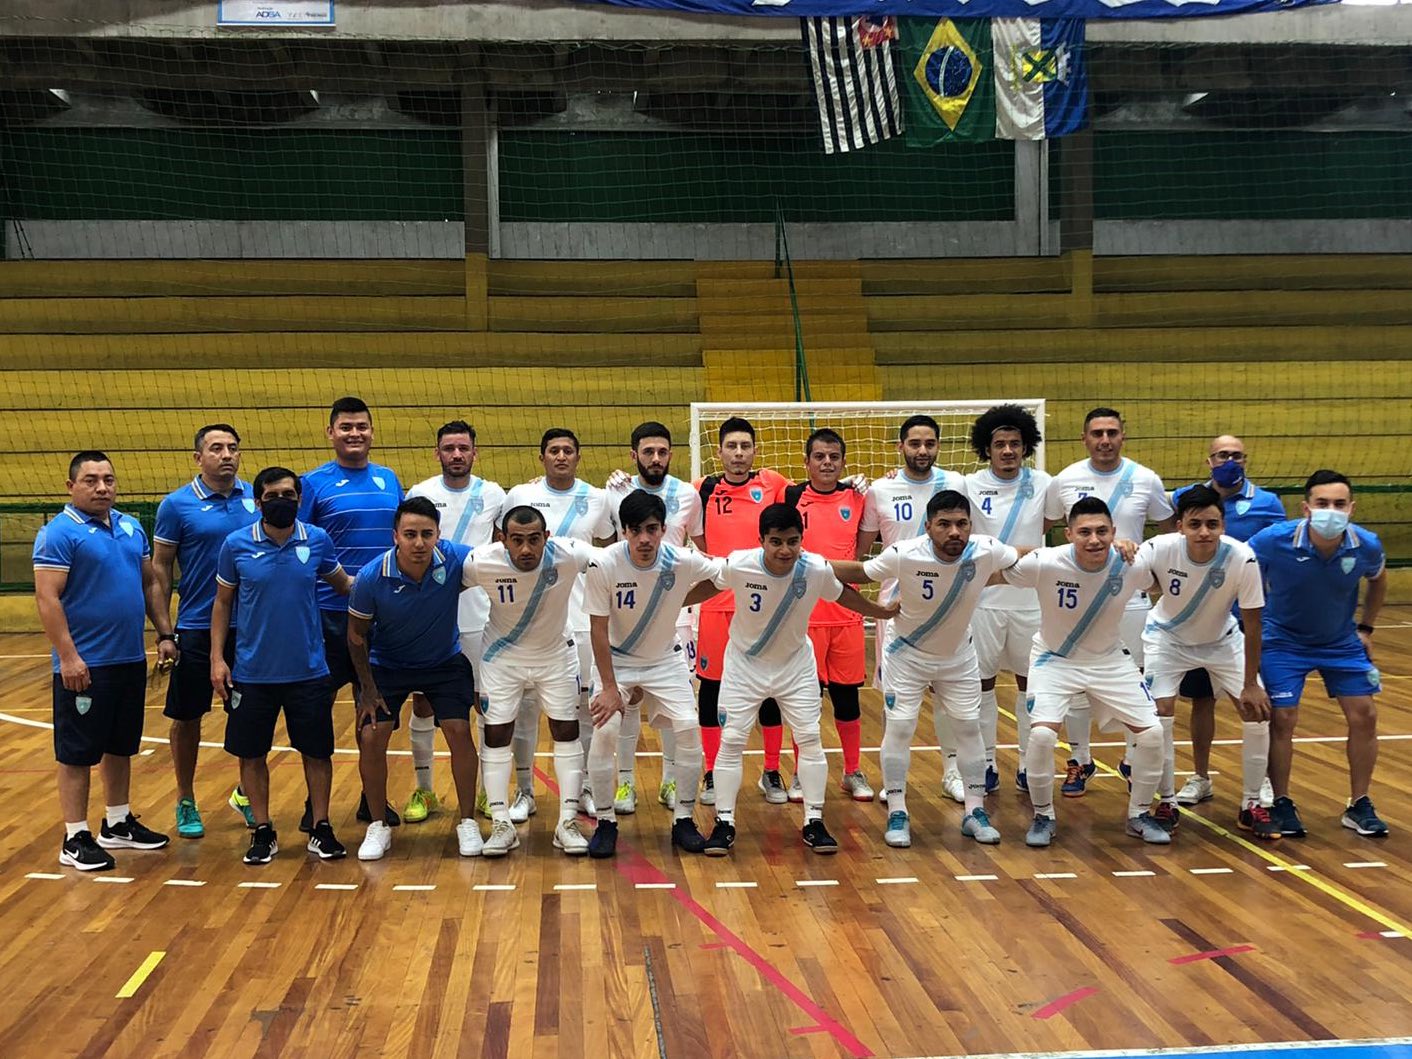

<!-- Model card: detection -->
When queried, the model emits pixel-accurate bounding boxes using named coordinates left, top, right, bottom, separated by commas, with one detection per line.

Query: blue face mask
left=1308, top=507, right=1350, bottom=538
left=1210, top=460, right=1244, bottom=489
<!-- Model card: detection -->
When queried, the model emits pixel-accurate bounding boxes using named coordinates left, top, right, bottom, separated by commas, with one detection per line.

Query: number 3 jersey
left=693, top=469, right=790, bottom=614
left=584, top=542, right=724, bottom=667
left=965, top=466, right=1052, bottom=613
left=721, top=549, right=844, bottom=667
left=1138, top=532, right=1263, bottom=647
left=1004, top=545, right=1155, bottom=664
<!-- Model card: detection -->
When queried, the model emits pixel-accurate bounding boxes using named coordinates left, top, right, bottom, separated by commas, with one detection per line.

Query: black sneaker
left=671, top=818, right=708, bottom=854
left=243, top=824, right=278, bottom=865
left=60, top=830, right=115, bottom=872
left=588, top=820, right=618, bottom=859
left=802, top=819, right=839, bottom=855
left=1270, top=796, right=1307, bottom=838
left=97, top=814, right=170, bottom=850
left=1342, top=796, right=1389, bottom=837
left=356, top=792, right=401, bottom=828
left=306, top=819, right=347, bottom=860
left=702, top=820, right=735, bottom=857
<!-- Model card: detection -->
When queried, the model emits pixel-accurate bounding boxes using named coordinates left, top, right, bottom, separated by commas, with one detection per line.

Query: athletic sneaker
left=456, top=818, right=484, bottom=857
left=1118, top=759, right=1133, bottom=793
left=1342, top=796, right=1389, bottom=838
left=1060, top=759, right=1095, bottom=798
left=984, top=766, right=1000, bottom=796
left=98, top=814, right=170, bottom=850
left=482, top=820, right=520, bottom=858
left=403, top=788, right=438, bottom=824
left=841, top=771, right=875, bottom=803
left=59, top=830, right=115, bottom=872
left=1259, top=777, right=1275, bottom=809
left=553, top=818, right=590, bottom=856
left=476, top=788, right=492, bottom=818
left=1126, top=812, right=1172, bottom=845
left=757, top=770, right=788, bottom=804
left=1025, top=814, right=1057, bottom=848
left=306, top=820, right=347, bottom=860
left=1015, top=769, right=1029, bottom=793
left=358, top=821, right=393, bottom=861
left=1153, top=801, right=1182, bottom=833
left=962, top=808, right=1001, bottom=845
left=658, top=780, right=677, bottom=809
left=228, top=786, right=256, bottom=829
left=702, top=820, right=736, bottom=857
left=614, top=783, right=637, bottom=816
left=355, top=793, right=401, bottom=828
left=671, top=818, right=708, bottom=853
left=588, top=820, right=618, bottom=859
left=802, top=820, right=839, bottom=854
left=699, top=771, right=716, bottom=807
left=941, top=765, right=965, bottom=803
left=884, top=810, right=911, bottom=848
left=244, top=824, right=278, bottom=866
left=580, top=787, right=597, bottom=818
left=1176, top=775, right=1214, bottom=805
left=787, top=774, right=804, bottom=804
left=509, top=789, right=536, bottom=824
left=1270, top=796, right=1307, bottom=838
left=1237, top=802, right=1281, bottom=841
left=175, top=798, right=204, bottom=839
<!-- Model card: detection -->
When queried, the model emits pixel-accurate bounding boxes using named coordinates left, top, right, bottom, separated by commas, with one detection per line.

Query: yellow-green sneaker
left=657, top=780, right=677, bottom=809
left=613, top=782, right=637, bottom=815
left=475, top=787, right=491, bottom=818
left=228, top=786, right=255, bottom=829
left=403, top=787, right=438, bottom=824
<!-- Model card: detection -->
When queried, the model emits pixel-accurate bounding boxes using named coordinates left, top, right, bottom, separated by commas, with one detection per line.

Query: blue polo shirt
left=216, top=520, right=343, bottom=684
left=1172, top=478, right=1286, bottom=543
left=154, top=476, right=258, bottom=630
left=33, top=505, right=151, bottom=673
left=299, top=460, right=403, bottom=613
left=1248, top=518, right=1385, bottom=651
left=348, top=541, right=471, bottom=670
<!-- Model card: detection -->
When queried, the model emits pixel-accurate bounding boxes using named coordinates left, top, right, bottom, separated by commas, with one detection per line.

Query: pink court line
left=1358, top=930, right=1406, bottom=940
left=1032, top=986, right=1100, bottom=1020
left=533, top=766, right=873, bottom=1058
left=1169, top=944, right=1256, bottom=965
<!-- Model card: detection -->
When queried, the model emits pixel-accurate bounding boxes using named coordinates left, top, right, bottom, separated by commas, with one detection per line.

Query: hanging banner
left=217, top=2, right=335, bottom=27
left=576, top=0, right=1333, bottom=20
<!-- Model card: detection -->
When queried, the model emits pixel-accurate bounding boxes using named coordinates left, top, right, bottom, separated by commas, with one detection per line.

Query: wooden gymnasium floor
left=0, top=615, right=1410, bottom=1059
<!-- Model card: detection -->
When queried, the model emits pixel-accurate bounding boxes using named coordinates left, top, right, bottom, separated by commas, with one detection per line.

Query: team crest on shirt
left=749, top=487, right=763, bottom=503
left=1368, top=668, right=1382, bottom=691
left=242, top=498, right=256, bottom=513
left=574, top=495, right=589, bottom=516
left=1209, top=568, right=1226, bottom=589
left=373, top=476, right=386, bottom=490
left=1018, top=477, right=1034, bottom=501
left=666, top=496, right=679, bottom=515
left=660, top=571, right=676, bottom=591
left=792, top=579, right=808, bottom=598
left=433, top=566, right=447, bottom=585
left=884, top=691, right=895, bottom=712
left=121, top=519, right=134, bottom=537
left=467, top=497, right=483, bottom=517
left=841, top=506, right=853, bottom=522
left=1341, top=556, right=1356, bottom=574
left=1236, top=500, right=1251, bottom=516
left=960, top=559, right=977, bottom=582
left=544, top=568, right=559, bottom=586
left=296, top=545, right=311, bottom=564
left=1104, top=574, right=1125, bottom=596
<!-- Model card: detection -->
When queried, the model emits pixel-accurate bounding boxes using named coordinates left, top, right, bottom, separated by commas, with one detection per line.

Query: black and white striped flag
left=802, top=16, right=904, bottom=155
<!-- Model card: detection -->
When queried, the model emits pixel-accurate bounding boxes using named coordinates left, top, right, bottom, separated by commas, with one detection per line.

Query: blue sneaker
left=884, top=810, right=911, bottom=848
left=1061, top=759, right=1095, bottom=798
left=1118, top=759, right=1132, bottom=793
left=961, top=807, right=1001, bottom=845
left=1025, top=814, right=1057, bottom=848
left=228, top=786, right=256, bottom=829
left=1270, top=796, right=1307, bottom=838
left=175, top=797, right=204, bottom=839
left=1015, top=769, right=1029, bottom=793
left=984, top=766, right=1000, bottom=795
left=1341, top=796, right=1389, bottom=838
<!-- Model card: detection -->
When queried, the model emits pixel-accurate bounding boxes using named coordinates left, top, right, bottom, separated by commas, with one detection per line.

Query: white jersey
left=585, top=541, right=723, bottom=666
left=466, top=537, right=594, bottom=665
left=720, top=549, right=845, bottom=667
left=864, top=534, right=1018, bottom=658
left=1004, top=545, right=1155, bottom=664
left=965, top=466, right=1051, bottom=612
left=606, top=474, right=702, bottom=547
left=408, top=474, right=506, bottom=633
left=1046, top=457, right=1173, bottom=544
left=1140, top=533, right=1264, bottom=647
left=861, top=468, right=964, bottom=601
left=504, top=479, right=613, bottom=632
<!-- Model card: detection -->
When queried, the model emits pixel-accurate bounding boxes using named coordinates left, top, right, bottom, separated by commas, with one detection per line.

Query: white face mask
left=1308, top=507, right=1350, bottom=538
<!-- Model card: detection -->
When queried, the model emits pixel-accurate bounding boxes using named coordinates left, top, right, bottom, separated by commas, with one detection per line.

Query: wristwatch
left=157, top=633, right=178, bottom=643
left=1357, top=623, right=1375, bottom=635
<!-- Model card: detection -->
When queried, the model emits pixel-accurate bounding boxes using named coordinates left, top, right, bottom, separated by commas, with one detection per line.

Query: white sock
left=410, top=712, right=436, bottom=791
left=795, top=728, right=828, bottom=825
left=105, top=803, right=131, bottom=827
left=589, top=713, right=620, bottom=823
left=713, top=720, right=750, bottom=824
left=576, top=695, right=594, bottom=767
left=1124, top=728, right=1138, bottom=765
left=934, top=706, right=958, bottom=770
left=881, top=712, right=917, bottom=814
left=616, top=703, right=641, bottom=787
left=1065, top=703, right=1092, bottom=765
left=481, top=743, right=513, bottom=823
left=1127, top=725, right=1164, bottom=818
left=1158, top=715, right=1176, bottom=801
left=978, top=688, right=998, bottom=769
left=1241, top=720, right=1270, bottom=805
left=1014, top=689, right=1031, bottom=757
left=659, top=726, right=676, bottom=773
left=1026, top=725, right=1058, bottom=818
left=671, top=726, right=702, bottom=821
left=954, top=716, right=987, bottom=814
left=553, top=739, right=584, bottom=823
left=512, top=698, right=540, bottom=793
left=65, top=820, right=88, bottom=839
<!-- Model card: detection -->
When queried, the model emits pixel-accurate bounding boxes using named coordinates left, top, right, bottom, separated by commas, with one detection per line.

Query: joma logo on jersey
left=615, top=581, right=638, bottom=589
left=1167, top=569, right=1189, bottom=579
left=744, top=581, right=768, bottom=590
left=1056, top=580, right=1079, bottom=588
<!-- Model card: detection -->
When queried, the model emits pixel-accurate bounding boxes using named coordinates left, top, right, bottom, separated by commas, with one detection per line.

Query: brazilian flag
left=899, top=18, right=995, bottom=145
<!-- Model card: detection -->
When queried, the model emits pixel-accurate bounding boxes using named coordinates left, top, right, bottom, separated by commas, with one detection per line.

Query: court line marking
left=314, top=883, right=358, bottom=891
left=115, top=950, right=165, bottom=999
left=163, top=879, right=205, bottom=887
left=1267, top=865, right=1312, bottom=872
left=931, top=1036, right=1412, bottom=1058
left=1113, top=870, right=1157, bottom=878
left=1034, top=872, right=1078, bottom=880
left=472, top=884, right=516, bottom=892
left=553, top=884, right=597, bottom=892
left=999, top=705, right=1412, bottom=937
left=238, top=881, right=280, bottom=889
left=796, top=879, right=839, bottom=888
left=1169, top=944, right=1256, bottom=965
left=635, top=882, right=677, bottom=890
left=956, top=874, right=999, bottom=882
left=715, top=881, right=758, bottom=889
left=393, top=884, right=437, bottom=892
left=24, top=872, right=64, bottom=880
left=94, top=876, right=135, bottom=884
left=877, top=877, right=918, bottom=885
left=1189, top=867, right=1235, bottom=875
left=1343, top=861, right=1388, bottom=869
left=1030, top=985, right=1100, bottom=1020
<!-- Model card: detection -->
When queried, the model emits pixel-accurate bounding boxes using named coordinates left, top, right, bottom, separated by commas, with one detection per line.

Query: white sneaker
left=657, top=780, right=676, bottom=809
left=614, top=782, right=638, bottom=815
left=580, top=787, right=597, bottom=818
left=787, top=774, right=804, bottom=804
left=509, top=789, right=536, bottom=824
left=357, top=821, right=392, bottom=861
left=456, top=818, right=484, bottom=857
left=1258, top=777, right=1274, bottom=809
left=482, top=819, right=520, bottom=858
left=840, top=771, right=875, bottom=802
left=942, top=765, right=965, bottom=803
left=553, top=818, right=590, bottom=856
left=1176, top=775, right=1214, bottom=806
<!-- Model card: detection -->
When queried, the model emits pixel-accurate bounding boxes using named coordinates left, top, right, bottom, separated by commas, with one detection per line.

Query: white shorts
left=1142, top=624, right=1248, bottom=702
left=881, top=640, right=982, bottom=723
left=1027, top=647, right=1158, bottom=732
left=678, top=608, right=697, bottom=676
left=972, top=607, right=1040, bottom=680
left=459, top=626, right=486, bottom=680
left=1120, top=596, right=1150, bottom=667
left=593, top=655, right=697, bottom=730
left=479, top=642, right=581, bottom=725
left=719, top=642, right=820, bottom=735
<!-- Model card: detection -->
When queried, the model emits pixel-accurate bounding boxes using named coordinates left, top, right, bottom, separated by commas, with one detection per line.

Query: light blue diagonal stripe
left=745, top=553, right=809, bottom=658
left=614, top=545, right=677, bottom=657
left=1148, top=541, right=1232, bottom=634
left=484, top=539, right=559, bottom=662
left=447, top=479, right=484, bottom=545
left=995, top=468, right=1032, bottom=544
left=886, top=540, right=977, bottom=656
left=1034, top=550, right=1127, bottom=667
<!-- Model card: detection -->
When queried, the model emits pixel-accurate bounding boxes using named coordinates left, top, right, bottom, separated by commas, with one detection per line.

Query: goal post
left=689, top=401, right=1047, bottom=484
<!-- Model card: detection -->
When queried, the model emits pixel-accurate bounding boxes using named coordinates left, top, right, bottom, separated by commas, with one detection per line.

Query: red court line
left=1169, top=945, right=1257, bottom=965
left=533, top=766, right=873, bottom=1058
left=790, top=1025, right=831, bottom=1037
left=1031, top=986, right=1100, bottom=1020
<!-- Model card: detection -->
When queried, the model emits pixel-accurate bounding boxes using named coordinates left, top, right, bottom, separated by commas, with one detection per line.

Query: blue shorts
left=1261, top=640, right=1381, bottom=708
